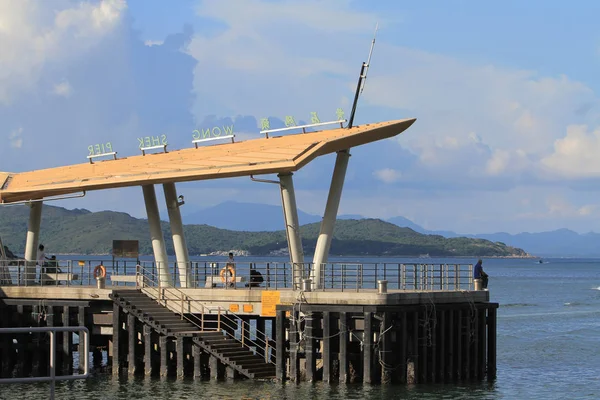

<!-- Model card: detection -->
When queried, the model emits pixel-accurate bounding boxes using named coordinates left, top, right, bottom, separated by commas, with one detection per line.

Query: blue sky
left=2, top=0, right=600, bottom=234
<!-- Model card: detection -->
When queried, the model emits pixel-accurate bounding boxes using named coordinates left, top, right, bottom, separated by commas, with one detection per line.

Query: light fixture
left=177, top=195, right=185, bottom=207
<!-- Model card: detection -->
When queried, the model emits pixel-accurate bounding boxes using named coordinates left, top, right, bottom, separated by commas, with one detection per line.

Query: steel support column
left=163, top=182, right=191, bottom=287
left=311, top=150, right=350, bottom=289
left=278, top=173, right=304, bottom=288
left=24, top=202, right=43, bottom=285
left=142, top=185, right=170, bottom=287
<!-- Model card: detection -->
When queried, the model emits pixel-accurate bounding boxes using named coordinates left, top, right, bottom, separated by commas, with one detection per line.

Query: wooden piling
left=381, top=311, right=392, bottom=384
left=176, top=337, right=185, bottom=378
left=63, top=306, right=73, bottom=375
left=339, top=312, right=349, bottom=384
left=305, top=312, right=316, bottom=382
left=289, top=310, right=300, bottom=383
left=275, top=309, right=286, bottom=382
left=322, top=311, right=333, bottom=383
left=159, top=336, right=168, bottom=377
left=143, top=325, right=153, bottom=376
left=78, top=306, right=86, bottom=374
left=363, top=312, right=373, bottom=384
left=487, top=307, right=497, bottom=380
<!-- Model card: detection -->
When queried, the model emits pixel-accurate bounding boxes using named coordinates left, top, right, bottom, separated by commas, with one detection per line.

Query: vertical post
left=176, top=337, right=185, bottom=379
left=381, top=311, right=392, bottom=384
left=144, top=325, right=152, bottom=376
left=363, top=312, right=373, bottom=384
left=63, top=306, right=72, bottom=375
left=339, top=312, right=349, bottom=383
left=457, top=309, right=463, bottom=380
left=478, top=308, right=487, bottom=380
left=487, top=307, right=497, bottom=381
left=24, top=202, right=43, bottom=285
left=193, top=344, right=202, bottom=380
left=412, top=310, right=419, bottom=383
left=399, top=311, right=407, bottom=383
left=49, top=331, right=55, bottom=399
left=31, top=305, right=41, bottom=377
left=209, top=355, right=219, bottom=380
left=256, top=318, right=266, bottom=359
left=128, top=313, right=137, bottom=376
left=305, top=312, right=316, bottom=382
left=78, top=306, right=86, bottom=374
left=289, top=310, right=300, bottom=382
left=142, top=185, right=171, bottom=287
left=163, top=183, right=191, bottom=288
left=311, top=150, right=350, bottom=289
left=160, top=336, right=168, bottom=377
left=278, top=173, right=305, bottom=288
left=275, top=309, right=286, bottom=381
left=449, top=309, right=455, bottom=381
left=322, top=311, right=332, bottom=383
left=440, top=309, right=446, bottom=382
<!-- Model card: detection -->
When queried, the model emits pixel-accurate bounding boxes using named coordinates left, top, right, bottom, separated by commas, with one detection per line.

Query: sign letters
left=192, top=125, right=234, bottom=140
left=260, top=109, right=345, bottom=131
left=138, top=134, right=168, bottom=149
left=88, top=142, right=113, bottom=156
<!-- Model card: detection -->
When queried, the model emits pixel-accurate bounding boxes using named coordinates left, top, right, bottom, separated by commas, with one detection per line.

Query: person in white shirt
left=37, top=244, right=49, bottom=283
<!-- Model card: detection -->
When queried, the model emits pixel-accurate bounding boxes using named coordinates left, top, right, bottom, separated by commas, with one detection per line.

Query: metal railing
left=0, top=326, right=89, bottom=400
left=0, top=259, right=474, bottom=292
left=135, top=264, right=276, bottom=365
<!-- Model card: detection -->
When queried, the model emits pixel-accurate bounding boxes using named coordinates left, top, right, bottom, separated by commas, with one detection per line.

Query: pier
left=0, top=260, right=496, bottom=383
left=0, top=117, right=496, bottom=385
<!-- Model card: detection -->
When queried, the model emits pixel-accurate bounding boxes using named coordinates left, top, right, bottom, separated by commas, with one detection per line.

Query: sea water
left=1, top=257, right=599, bottom=399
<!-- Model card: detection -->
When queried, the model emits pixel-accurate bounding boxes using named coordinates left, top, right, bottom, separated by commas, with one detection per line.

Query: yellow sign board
left=261, top=291, right=281, bottom=317
left=229, top=304, right=239, bottom=313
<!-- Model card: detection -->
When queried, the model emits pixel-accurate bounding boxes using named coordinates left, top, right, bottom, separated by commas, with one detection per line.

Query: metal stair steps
left=110, top=289, right=276, bottom=380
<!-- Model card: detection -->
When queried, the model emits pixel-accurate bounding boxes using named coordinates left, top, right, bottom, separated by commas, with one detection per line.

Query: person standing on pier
left=36, top=244, right=50, bottom=283
left=474, top=259, right=489, bottom=289
left=225, top=252, right=236, bottom=287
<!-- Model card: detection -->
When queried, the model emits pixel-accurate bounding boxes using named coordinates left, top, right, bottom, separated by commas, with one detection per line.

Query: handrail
left=135, top=265, right=275, bottom=364
left=0, top=326, right=89, bottom=400
left=0, top=259, right=475, bottom=292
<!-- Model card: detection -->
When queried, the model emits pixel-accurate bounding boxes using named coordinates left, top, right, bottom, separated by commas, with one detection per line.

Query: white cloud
left=187, top=0, right=600, bottom=188
left=541, top=124, right=600, bottom=178
left=373, top=168, right=402, bottom=183
left=0, top=0, right=126, bottom=104
left=144, top=40, right=164, bottom=47
left=53, top=81, right=73, bottom=97
left=8, top=127, right=23, bottom=149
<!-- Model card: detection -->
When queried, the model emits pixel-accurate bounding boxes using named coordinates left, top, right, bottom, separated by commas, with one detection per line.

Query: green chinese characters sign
left=260, top=109, right=345, bottom=130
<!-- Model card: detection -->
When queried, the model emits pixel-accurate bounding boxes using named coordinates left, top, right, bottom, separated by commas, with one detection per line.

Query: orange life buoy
left=93, top=265, right=106, bottom=279
left=219, top=263, right=236, bottom=284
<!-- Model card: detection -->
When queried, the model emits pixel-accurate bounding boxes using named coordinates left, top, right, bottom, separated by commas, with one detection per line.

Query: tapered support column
left=24, top=202, right=43, bottom=285
left=163, top=183, right=191, bottom=288
left=142, top=185, right=171, bottom=287
left=278, top=173, right=304, bottom=288
left=311, top=150, right=350, bottom=289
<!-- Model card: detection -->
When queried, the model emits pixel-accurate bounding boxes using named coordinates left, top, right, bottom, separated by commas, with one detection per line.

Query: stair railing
left=136, top=264, right=275, bottom=364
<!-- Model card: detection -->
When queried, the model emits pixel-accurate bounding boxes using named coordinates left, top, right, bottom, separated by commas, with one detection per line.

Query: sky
left=2, top=0, right=600, bottom=234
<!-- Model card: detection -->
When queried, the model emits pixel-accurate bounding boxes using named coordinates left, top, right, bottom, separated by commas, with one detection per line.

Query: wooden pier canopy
left=0, top=119, right=415, bottom=204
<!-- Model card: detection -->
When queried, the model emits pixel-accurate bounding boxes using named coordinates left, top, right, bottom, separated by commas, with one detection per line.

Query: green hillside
left=0, top=205, right=529, bottom=257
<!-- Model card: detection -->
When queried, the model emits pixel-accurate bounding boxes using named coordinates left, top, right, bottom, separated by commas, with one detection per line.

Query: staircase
left=110, top=289, right=276, bottom=379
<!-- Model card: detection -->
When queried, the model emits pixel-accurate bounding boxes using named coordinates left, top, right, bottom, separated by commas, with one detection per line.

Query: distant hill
left=178, top=201, right=598, bottom=256
left=181, top=200, right=322, bottom=231
left=0, top=205, right=527, bottom=257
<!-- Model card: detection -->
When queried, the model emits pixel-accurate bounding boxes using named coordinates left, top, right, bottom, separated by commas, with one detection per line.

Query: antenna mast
left=347, top=23, right=379, bottom=129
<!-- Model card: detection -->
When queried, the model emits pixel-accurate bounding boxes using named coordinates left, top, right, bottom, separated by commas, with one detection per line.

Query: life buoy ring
left=93, top=265, right=106, bottom=279
left=220, top=263, right=236, bottom=284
